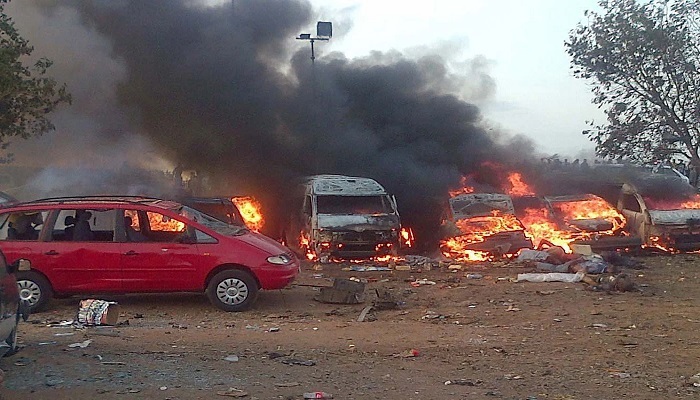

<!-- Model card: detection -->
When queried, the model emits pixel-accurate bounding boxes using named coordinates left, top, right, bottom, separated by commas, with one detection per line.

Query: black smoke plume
left=8, top=0, right=539, bottom=250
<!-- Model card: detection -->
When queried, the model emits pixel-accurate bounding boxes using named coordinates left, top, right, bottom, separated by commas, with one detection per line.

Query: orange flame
left=440, top=211, right=527, bottom=262
left=232, top=197, right=264, bottom=232
left=506, top=172, right=535, bottom=196
left=126, top=210, right=185, bottom=232
left=449, top=176, right=475, bottom=197
left=298, top=231, right=316, bottom=261
left=645, top=194, right=700, bottom=210
left=400, top=227, right=415, bottom=248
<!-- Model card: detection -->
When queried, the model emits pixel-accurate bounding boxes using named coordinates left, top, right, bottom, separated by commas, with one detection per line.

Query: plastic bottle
left=303, top=392, right=333, bottom=399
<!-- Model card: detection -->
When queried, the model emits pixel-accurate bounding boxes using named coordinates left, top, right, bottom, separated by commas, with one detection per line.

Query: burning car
left=513, top=193, right=641, bottom=252
left=177, top=196, right=265, bottom=232
left=178, top=196, right=246, bottom=227
left=285, top=175, right=403, bottom=262
left=618, top=178, right=700, bottom=251
left=440, top=193, right=533, bottom=261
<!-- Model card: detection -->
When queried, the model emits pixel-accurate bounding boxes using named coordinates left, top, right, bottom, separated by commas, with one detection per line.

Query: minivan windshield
left=178, top=206, right=248, bottom=236
left=316, top=195, right=393, bottom=215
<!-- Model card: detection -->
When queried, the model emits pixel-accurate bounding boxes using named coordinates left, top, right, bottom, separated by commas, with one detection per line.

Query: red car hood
left=235, top=231, right=290, bottom=255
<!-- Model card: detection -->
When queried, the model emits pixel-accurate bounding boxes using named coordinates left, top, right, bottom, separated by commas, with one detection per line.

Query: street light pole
left=296, top=23, right=331, bottom=96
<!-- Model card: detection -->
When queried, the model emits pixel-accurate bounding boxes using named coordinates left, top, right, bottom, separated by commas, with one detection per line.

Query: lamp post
left=296, top=21, right=332, bottom=66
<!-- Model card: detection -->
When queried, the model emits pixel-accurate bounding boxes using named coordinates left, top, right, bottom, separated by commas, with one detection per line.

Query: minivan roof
left=1, top=195, right=183, bottom=212
left=305, top=175, right=387, bottom=196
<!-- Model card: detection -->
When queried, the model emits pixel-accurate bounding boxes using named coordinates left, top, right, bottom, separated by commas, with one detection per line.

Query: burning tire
left=206, top=270, right=259, bottom=312
left=16, top=271, right=53, bottom=313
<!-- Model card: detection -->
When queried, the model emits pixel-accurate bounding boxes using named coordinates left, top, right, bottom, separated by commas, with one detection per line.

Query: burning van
left=513, top=194, right=641, bottom=252
left=618, top=179, right=700, bottom=251
left=441, top=193, right=533, bottom=261
left=285, top=175, right=403, bottom=262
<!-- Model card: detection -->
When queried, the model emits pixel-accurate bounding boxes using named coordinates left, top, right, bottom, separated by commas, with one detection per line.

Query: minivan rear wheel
left=206, top=270, right=258, bottom=312
left=17, top=271, right=53, bottom=313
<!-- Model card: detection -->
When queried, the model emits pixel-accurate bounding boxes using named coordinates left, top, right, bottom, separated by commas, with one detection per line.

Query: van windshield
left=316, top=195, right=393, bottom=215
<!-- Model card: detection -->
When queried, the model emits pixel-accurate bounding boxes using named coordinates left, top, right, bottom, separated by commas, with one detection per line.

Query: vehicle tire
left=16, top=271, right=53, bottom=313
left=206, top=270, right=259, bottom=312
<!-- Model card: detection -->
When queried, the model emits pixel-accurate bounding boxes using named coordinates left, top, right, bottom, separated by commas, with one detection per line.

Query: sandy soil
left=0, top=253, right=699, bottom=400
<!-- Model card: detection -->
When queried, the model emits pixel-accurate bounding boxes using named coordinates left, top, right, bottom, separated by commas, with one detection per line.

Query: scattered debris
left=67, top=339, right=93, bottom=349
left=357, top=305, right=373, bottom=322
left=444, top=379, right=481, bottom=386
left=345, top=265, right=391, bottom=272
left=216, top=387, right=249, bottom=397
left=76, top=299, right=120, bottom=326
left=411, top=279, right=436, bottom=287
left=274, top=382, right=301, bottom=387
left=224, top=355, right=239, bottom=362
left=303, top=391, right=333, bottom=399
left=315, top=278, right=366, bottom=304
left=393, top=348, right=420, bottom=358
left=688, top=373, right=700, bottom=387
left=609, top=371, right=631, bottom=378
left=280, top=358, right=316, bottom=366
left=516, top=272, right=585, bottom=283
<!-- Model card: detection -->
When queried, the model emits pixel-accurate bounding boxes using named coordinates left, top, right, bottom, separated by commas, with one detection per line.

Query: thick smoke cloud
left=8, top=0, right=539, bottom=248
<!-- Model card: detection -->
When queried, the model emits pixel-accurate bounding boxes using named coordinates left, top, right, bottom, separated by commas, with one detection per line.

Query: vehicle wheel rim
left=18, top=280, right=41, bottom=307
left=216, top=278, right=249, bottom=305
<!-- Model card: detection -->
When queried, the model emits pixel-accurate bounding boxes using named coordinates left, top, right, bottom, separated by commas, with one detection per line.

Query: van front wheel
left=206, top=270, right=259, bottom=312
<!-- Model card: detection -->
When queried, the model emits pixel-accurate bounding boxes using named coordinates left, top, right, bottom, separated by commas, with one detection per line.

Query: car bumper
left=257, top=262, right=300, bottom=290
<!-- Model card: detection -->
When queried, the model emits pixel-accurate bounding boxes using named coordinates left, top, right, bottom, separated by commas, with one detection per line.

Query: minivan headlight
left=267, top=254, right=292, bottom=265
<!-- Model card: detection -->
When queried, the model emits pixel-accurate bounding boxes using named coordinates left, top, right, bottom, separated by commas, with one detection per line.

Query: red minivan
left=0, top=196, right=299, bottom=312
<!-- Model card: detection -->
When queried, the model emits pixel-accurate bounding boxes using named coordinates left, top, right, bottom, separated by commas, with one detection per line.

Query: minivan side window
left=144, top=211, right=192, bottom=243
left=54, top=209, right=117, bottom=242
left=0, top=211, right=48, bottom=241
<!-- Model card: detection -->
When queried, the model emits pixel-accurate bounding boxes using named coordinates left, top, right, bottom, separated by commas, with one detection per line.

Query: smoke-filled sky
left=306, top=0, right=604, bottom=157
left=3, top=0, right=600, bottom=245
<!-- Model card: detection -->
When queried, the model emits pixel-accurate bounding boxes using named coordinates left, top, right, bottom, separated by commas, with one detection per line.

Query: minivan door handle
left=124, top=250, right=138, bottom=256
left=44, top=250, right=59, bottom=256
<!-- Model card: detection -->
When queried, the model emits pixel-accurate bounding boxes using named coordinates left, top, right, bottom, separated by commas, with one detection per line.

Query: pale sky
left=307, top=0, right=604, bottom=158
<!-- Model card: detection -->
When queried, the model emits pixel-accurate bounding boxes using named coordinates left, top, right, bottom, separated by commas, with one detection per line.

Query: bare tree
left=567, top=0, right=700, bottom=166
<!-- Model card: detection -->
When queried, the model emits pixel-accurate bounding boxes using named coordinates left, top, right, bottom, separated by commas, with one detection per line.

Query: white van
left=285, top=175, right=402, bottom=262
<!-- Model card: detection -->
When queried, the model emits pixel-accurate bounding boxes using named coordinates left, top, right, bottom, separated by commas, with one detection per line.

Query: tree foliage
left=0, top=0, right=70, bottom=158
left=567, top=0, right=700, bottom=165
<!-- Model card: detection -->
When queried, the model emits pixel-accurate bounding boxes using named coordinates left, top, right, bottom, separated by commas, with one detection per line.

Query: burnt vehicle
left=285, top=175, right=402, bottom=262
left=618, top=177, right=700, bottom=251
left=513, top=194, right=642, bottom=251
left=441, top=193, right=533, bottom=260
left=178, top=196, right=246, bottom=226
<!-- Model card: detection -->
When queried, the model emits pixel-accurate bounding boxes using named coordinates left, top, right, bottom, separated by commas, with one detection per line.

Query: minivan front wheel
left=17, top=271, right=53, bottom=313
left=206, top=270, right=259, bottom=312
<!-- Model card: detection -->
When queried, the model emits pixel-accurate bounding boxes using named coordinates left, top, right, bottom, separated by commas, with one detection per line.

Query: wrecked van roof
left=305, top=175, right=388, bottom=196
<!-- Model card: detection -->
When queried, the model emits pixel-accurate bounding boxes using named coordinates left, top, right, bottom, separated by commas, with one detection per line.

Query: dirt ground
left=0, top=253, right=699, bottom=400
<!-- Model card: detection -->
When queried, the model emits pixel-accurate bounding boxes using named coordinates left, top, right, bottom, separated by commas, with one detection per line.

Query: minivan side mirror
left=8, top=258, right=30, bottom=274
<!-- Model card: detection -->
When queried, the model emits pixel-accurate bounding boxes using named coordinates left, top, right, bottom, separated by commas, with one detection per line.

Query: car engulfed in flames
left=514, top=193, right=641, bottom=252
left=619, top=180, right=700, bottom=251
left=440, top=193, right=533, bottom=262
